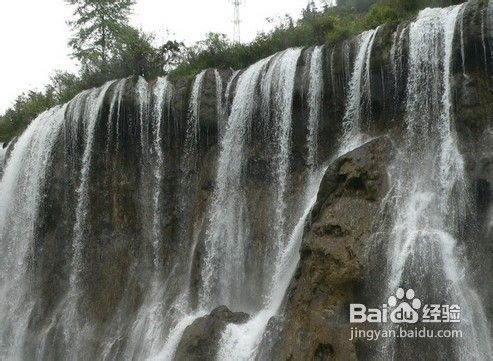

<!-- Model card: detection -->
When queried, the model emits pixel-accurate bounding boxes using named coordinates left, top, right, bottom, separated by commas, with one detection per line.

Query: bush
left=0, top=0, right=470, bottom=143
left=363, top=3, right=401, bottom=29
left=0, top=91, right=57, bottom=142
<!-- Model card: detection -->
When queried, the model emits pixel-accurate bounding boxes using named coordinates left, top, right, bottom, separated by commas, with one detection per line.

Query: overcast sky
left=0, top=0, right=316, bottom=113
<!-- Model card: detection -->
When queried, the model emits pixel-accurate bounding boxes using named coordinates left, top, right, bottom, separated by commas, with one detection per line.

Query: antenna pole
left=231, top=0, right=242, bottom=43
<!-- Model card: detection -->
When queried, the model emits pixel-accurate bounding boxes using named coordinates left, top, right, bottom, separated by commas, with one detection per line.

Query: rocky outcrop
left=175, top=306, right=249, bottom=361
left=269, top=137, right=394, bottom=360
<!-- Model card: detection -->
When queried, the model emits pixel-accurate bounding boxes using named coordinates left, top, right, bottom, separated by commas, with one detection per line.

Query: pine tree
left=66, top=0, right=135, bottom=70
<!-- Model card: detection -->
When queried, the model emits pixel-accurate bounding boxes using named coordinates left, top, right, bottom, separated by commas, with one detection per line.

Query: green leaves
left=66, top=0, right=135, bottom=68
left=363, top=3, right=400, bottom=29
left=0, top=91, right=57, bottom=142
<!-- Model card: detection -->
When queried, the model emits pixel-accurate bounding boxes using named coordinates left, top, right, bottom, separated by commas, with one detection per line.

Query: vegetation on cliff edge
left=0, top=0, right=465, bottom=143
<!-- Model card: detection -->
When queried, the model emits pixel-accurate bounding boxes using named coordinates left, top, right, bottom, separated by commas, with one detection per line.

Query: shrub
left=363, top=3, right=401, bottom=29
left=0, top=0, right=470, bottom=143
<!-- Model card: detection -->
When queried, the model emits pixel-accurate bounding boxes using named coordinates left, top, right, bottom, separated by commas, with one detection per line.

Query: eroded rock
left=175, top=306, right=249, bottom=361
left=270, top=136, right=394, bottom=361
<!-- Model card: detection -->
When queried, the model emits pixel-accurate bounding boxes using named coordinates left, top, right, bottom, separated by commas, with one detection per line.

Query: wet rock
left=270, top=136, right=394, bottom=361
left=174, top=306, right=249, bottom=361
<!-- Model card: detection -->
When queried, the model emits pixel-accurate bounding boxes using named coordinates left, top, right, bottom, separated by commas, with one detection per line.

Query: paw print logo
left=388, top=288, right=422, bottom=324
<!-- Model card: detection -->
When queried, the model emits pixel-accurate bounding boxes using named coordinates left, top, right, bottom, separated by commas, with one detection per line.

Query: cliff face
left=0, top=1, right=492, bottom=360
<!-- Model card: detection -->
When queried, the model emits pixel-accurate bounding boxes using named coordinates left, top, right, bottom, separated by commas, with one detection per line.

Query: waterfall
left=216, top=46, right=326, bottom=361
left=261, top=48, right=303, bottom=296
left=106, top=79, right=127, bottom=152
left=200, top=55, right=274, bottom=309
left=150, top=58, right=276, bottom=360
left=307, top=46, right=323, bottom=167
left=390, top=23, right=408, bottom=101
left=61, top=81, right=115, bottom=358
left=459, top=6, right=467, bottom=76
left=186, top=70, right=206, bottom=151
left=0, top=4, right=492, bottom=359
left=70, top=81, right=115, bottom=292
left=120, top=77, right=178, bottom=361
left=223, top=70, right=240, bottom=121
left=214, top=70, right=225, bottom=136
left=150, top=77, right=172, bottom=268
left=373, top=5, right=492, bottom=360
left=482, top=9, right=489, bottom=75
left=0, top=106, right=66, bottom=360
left=0, top=143, right=5, bottom=176
left=340, top=28, right=379, bottom=154
left=269, top=45, right=324, bottom=303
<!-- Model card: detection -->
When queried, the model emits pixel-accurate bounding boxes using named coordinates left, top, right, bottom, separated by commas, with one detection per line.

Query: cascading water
left=60, top=81, right=115, bottom=360
left=120, top=77, right=178, bottom=361
left=390, top=23, right=408, bottom=101
left=186, top=70, right=206, bottom=151
left=372, top=5, right=492, bottom=360
left=0, top=106, right=66, bottom=360
left=69, top=81, right=115, bottom=292
left=214, top=70, right=225, bottom=136
left=260, top=48, right=303, bottom=297
left=306, top=46, right=323, bottom=167
left=0, top=143, right=5, bottom=176
left=0, top=3, right=491, bottom=359
left=200, top=54, right=274, bottom=310
left=340, top=28, right=379, bottom=154
left=150, top=77, right=171, bottom=268
left=216, top=46, right=327, bottom=361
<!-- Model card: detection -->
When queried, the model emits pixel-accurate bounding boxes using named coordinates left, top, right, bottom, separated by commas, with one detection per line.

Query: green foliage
left=170, top=6, right=361, bottom=80
left=0, top=91, right=57, bottom=142
left=363, top=3, right=401, bottom=29
left=0, top=0, right=474, bottom=143
left=337, top=0, right=377, bottom=12
left=48, top=71, right=85, bottom=103
left=78, top=26, right=183, bottom=85
left=66, top=0, right=135, bottom=69
left=0, top=0, right=183, bottom=142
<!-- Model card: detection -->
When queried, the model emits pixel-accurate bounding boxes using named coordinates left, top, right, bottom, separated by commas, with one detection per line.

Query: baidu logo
left=387, top=288, right=421, bottom=323
left=350, top=288, right=460, bottom=324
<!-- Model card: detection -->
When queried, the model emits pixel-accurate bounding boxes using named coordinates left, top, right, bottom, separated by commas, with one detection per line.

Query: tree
left=337, top=0, right=376, bottom=12
left=112, top=26, right=185, bottom=77
left=47, top=71, right=83, bottom=103
left=66, top=0, right=135, bottom=70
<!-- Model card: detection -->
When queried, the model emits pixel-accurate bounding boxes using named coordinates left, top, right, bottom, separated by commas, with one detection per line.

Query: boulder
left=174, top=306, right=250, bottom=361
left=270, top=136, right=394, bottom=361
